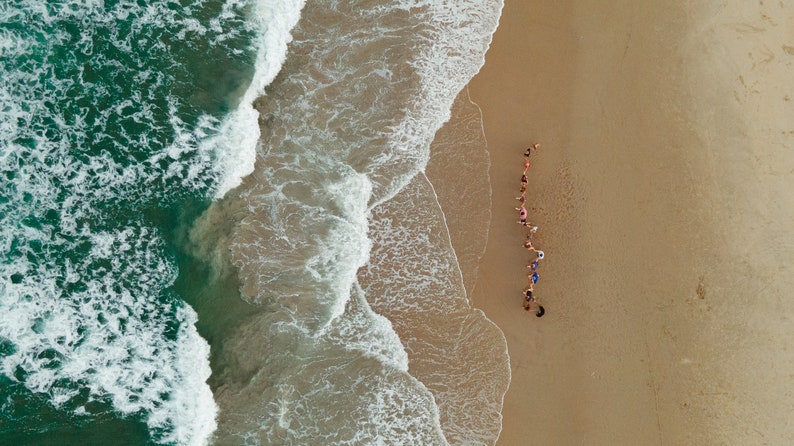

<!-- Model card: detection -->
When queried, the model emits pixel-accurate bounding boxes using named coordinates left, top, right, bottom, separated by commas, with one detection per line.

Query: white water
left=210, top=0, right=509, bottom=444
left=212, top=0, right=306, bottom=198
left=0, top=1, right=308, bottom=444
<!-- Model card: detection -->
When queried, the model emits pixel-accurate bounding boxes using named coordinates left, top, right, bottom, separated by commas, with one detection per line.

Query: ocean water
left=1, top=0, right=509, bottom=444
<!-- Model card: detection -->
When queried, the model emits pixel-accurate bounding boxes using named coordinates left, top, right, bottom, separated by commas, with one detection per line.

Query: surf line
left=516, top=143, right=545, bottom=318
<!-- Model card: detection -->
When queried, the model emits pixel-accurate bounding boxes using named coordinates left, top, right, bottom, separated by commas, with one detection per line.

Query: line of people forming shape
left=516, top=143, right=545, bottom=318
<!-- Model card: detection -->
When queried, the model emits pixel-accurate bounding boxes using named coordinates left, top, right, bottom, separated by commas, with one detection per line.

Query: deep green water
left=0, top=1, right=262, bottom=443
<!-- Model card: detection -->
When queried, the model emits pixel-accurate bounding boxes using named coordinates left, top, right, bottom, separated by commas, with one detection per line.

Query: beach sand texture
left=441, top=0, right=794, bottom=444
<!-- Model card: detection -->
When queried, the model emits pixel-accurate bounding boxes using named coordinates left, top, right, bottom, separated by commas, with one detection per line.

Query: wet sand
left=452, top=0, right=794, bottom=444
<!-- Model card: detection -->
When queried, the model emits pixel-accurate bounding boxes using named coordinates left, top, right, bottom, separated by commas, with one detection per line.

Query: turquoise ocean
left=1, top=1, right=510, bottom=444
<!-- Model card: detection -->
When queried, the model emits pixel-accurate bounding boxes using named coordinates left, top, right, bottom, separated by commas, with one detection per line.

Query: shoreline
left=458, top=0, right=794, bottom=444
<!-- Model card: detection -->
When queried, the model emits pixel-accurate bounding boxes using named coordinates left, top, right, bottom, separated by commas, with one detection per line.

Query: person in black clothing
left=523, top=143, right=540, bottom=158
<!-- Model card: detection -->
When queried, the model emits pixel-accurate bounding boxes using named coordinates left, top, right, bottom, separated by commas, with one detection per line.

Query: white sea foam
left=324, top=284, right=409, bottom=372
left=360, top=173, right=510, bottom=445
left=230, top=164, right=373, bottom=330
left=212, top=0, right=508, bottom=443
left=151, top=309, right=218, bottom=446
left=209, top=284, right=448, bottom=445
left=5, top=0, right=307, bottom=200
left=0, top=1, right=310, bottom=444
left=0, top=227, right=217, bottom=445
left=211, top=0, right=306, bottom=198
left=364, top=0, right=504, bottom=207
left=230, top=0, right=503, bottom=312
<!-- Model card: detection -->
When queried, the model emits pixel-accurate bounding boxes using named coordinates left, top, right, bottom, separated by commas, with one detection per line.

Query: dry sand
left=447, top=0, right=794, bottom=444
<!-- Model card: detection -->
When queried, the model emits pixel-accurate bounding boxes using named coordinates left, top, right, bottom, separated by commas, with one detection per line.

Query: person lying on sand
left=521, top=221, right=536, bottom=230
left=520, top=174, right=527, bottom=184
left=523, top=143, right=540, bottom=158
left=516, top=206, right=528, bottom=224
left=525, top=245, right=544, bottom=257
left=523, top=300, right=545, bottom=318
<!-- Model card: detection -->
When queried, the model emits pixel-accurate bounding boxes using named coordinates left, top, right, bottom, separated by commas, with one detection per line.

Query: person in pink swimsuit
left=516, top=206, right=527, bottom=224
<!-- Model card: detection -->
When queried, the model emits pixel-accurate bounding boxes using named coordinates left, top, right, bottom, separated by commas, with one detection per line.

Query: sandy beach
left=437, top=0, right=794, bottom=444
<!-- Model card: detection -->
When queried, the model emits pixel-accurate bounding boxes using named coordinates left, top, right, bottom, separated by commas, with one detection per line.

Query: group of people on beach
left=516, top=144, right=545, bottom=318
